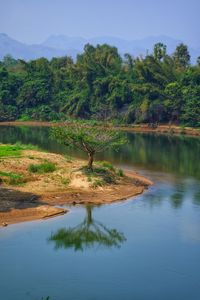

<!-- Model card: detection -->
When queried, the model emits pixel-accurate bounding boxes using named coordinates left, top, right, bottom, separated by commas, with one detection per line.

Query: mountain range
left=0, top=33, right=199, bottom=63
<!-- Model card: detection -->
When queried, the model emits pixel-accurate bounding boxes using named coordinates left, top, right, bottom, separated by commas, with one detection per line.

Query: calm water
left=0, top=126, right=200, bottom=300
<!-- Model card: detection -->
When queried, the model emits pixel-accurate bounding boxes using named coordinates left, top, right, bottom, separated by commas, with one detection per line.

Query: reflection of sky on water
left=181, top=220, right=200, bottom=243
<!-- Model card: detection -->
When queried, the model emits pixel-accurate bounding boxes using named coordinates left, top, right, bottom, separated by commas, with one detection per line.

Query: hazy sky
left=0, top=0, right=199, bottom=46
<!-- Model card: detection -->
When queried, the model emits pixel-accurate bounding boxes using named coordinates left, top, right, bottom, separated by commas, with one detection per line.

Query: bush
left=116, top=169, right=124, bottom=177
left=92, top=179, right=104, bottom=188
left=28, top=162, right=56, bottom=173
left=0, top=171, right=25, bottom=185
left=97, top=161, right=115, bottom=171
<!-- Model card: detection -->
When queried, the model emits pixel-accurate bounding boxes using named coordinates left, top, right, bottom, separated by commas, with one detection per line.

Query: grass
left=0, top=142, right=39, bottom=158
left=81, top=161, right=124, bottom=188
left=61, top=178, right=71, bottom=185
left=116, top=169, right=124, bottom=177
left=0, top=171, right=25, bottom=185
left=28, top=161, right=56, bottom=174
left=97, top=161, right=115, bottom=171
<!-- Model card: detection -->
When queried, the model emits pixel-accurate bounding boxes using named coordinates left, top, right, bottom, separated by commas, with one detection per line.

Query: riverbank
left=0, top=121, right=199, bottom=137
left=0, top=146, right=152, bottom=226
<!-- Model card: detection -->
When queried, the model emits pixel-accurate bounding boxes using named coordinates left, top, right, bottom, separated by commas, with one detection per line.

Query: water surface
left=0, top=126, right=200, bottom=300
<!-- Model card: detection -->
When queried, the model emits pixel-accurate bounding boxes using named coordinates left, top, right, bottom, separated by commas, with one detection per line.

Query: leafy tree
left=0, top=42, right=199, bottom=127
left=173, top=43, right=190, bottom=69
left=51, top=123, right=126, bottom=169
left=153, top=43, right=167, bottom=61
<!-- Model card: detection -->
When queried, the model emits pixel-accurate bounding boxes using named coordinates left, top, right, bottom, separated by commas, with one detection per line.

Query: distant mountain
left=42, top=34, right=200, bottom=63
left=42, top=35, right=86, bottom=51
left=0, top=33, right=199, bottom=63
left=42, top=34, right=182, bottom=56
left=0, top=33, right=77, bottom=60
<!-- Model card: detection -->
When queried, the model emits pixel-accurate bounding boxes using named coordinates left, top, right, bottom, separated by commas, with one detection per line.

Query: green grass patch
left=81, top=164, right=117, bottom=188
left=96, top=161, right=115, bottom=171
left=28, top=161, right=56, bottom=174
left=116, top=168, right=124, bottom=177
left=0, top=145, right=22, bottom=157
left=61, top=178, right=71, bottom=185
left=0, top=142, right=39, bottom=158
left=0, top=171, right=25, bottom=185
left=81, top=161, right=125, bottom=188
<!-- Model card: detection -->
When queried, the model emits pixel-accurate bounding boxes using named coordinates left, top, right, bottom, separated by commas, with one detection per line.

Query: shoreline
left=0, top=121, right=199, bottom=137
left=0, top=171, right=152, bottom=227
left=0, top=148, right=153, bottom=227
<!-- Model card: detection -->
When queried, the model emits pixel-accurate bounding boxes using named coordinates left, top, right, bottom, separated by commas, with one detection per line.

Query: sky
left=0, top=0, right=200, bottom=47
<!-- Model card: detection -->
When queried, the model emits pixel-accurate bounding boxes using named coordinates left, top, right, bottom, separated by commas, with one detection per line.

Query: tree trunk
left=88, top=152, right=94, bottom=170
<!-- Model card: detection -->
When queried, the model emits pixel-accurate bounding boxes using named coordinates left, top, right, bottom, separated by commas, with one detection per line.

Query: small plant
left=61, top=178, right=71, bottom=185
left=116, top=169, right=124, bottom=177
left=28, top=162, right=56, bottom=173
left=81, top=164, right=117, bottom=187
left=64, top=154, right=73, bottom=162
left=0, top=171, right=25, bottom=185
left=92, top=179, right=104, bottom=188
left=103, top=173, right=116, bottom=184
left=17, top=114, right=30, bottom=121
left=97, top=161, right=115, bottom=171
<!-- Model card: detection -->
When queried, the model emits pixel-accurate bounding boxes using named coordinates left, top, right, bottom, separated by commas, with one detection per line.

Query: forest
left=0, top=42, right=199, bottom=127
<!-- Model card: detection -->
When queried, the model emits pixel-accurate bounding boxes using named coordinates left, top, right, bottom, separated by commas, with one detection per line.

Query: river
left=0, top=126, right=200, bottom=300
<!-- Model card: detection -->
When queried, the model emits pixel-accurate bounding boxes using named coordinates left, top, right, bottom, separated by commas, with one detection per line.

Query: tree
left=173, top=43, right=190, bottom=69
left=51, top=123, right=126, bottom=169
left=197, top=56, right=200, bottom=67
left=153, top=43, right=167, bottom=61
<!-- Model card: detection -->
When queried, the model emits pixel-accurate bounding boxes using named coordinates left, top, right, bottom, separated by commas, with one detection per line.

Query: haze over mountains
left=0, top=33, right=199, bottom=63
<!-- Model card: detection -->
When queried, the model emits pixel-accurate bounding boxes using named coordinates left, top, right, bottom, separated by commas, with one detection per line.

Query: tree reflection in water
left=48, top=205, right=126, bottom=251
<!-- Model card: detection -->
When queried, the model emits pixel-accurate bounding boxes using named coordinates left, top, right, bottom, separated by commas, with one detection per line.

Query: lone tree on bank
left=51, top=123, right=126, bottom=169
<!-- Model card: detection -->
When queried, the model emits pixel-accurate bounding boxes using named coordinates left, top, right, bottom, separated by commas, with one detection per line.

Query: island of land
left=0, top=144, right=153, bottom=226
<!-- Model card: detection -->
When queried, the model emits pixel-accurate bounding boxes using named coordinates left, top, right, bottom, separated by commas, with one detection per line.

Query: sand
left=0, top=148, right=153, bottom=226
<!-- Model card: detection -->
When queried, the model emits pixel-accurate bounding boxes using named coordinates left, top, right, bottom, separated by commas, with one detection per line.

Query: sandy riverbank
left=0, top=121, right=199, bottom=137
left=0, top=148, right=152, bottom=226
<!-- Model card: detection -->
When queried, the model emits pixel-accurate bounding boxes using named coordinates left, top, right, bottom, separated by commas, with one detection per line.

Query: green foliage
left=116, top=169, right=124, bottom=177
left=51, top=124, right=126, bottom=168
left=0, top=144, right=22, bottom=157
left=97, top=161, right=115, bottom=171
left=0, top=143, right=38, bottom=157
left=173, top=43, right=190, bottom=69
left=28, top=161, right=56, bottom=173
left=0, top=42, right=199, bottom=126
left=0, top=171, right=25, bottom=185
left=81, top=163, right=123, bottom=188
left=61, top=177, right=71, bottom=185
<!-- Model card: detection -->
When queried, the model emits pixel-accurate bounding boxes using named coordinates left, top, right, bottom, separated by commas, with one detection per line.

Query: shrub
left=28, top=162, right=56, bottom=173
left=0, top=171, right=25, bottom=185
left=116, top=169, right=124, bottom=177
left=92, top=179, right=104, bottom=188
left=61, top=178, right=70, bottom=185
left=97, top=161, right=115, bottom=171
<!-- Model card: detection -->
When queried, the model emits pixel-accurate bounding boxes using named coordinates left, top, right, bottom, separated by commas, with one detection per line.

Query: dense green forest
left=0, top=43, right=199, bottom=127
